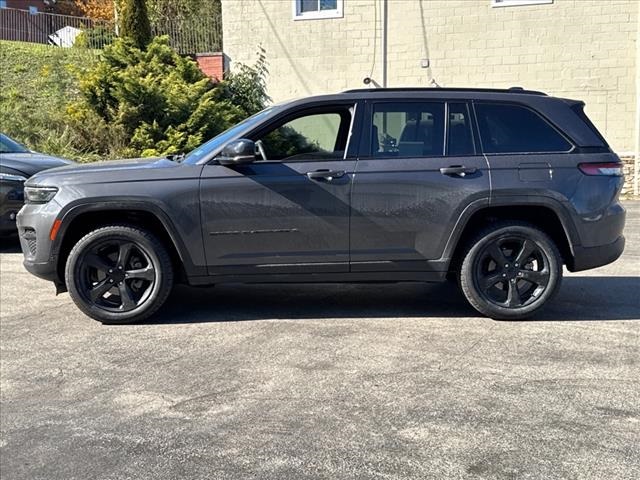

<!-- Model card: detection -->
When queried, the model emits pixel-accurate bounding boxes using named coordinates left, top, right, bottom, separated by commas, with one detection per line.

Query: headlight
left=0, top=172, right=28, bottom=182
left=24, top=186, right=58, bottom=204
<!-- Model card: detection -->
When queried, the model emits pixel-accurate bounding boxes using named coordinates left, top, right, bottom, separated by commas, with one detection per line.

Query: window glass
left=294, top=0, right=341, bottom=18
left=256, top=110, right=349, bottom=161
left=447, top=103, right=475, bottom=156
left=475, top=103, right=572, bottom=154
left=372, top=102, right=445, bottom=157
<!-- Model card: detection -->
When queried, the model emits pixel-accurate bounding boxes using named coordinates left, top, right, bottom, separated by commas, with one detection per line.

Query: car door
left=350, top=100, right=490, bottom=272
left=199, top=102, right=360, bottom=276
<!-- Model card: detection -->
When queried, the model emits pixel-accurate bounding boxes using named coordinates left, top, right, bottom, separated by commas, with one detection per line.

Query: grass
left=0, top=40, right=100, bottom=161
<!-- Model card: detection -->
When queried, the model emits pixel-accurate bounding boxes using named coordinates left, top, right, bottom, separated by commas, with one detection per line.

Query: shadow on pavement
left=148, top=276, right=640, bottom=324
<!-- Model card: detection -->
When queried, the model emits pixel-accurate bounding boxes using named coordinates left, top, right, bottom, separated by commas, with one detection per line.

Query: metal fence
left=152, top=16, right=222, bottom=55
left=0, top=7, right=222, bottom=54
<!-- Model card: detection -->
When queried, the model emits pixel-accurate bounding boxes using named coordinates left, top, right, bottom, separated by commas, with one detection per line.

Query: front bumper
left=569, top=235, right=625, bottom=272
left=16, top=199, right=63, bottom=283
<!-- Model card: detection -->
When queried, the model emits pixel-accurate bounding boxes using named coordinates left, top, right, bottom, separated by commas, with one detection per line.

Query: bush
left=221, top=46, right=270, bottom=117
left=67, top=36, right=245, bottom=158
left=75, top=26, right=117, bottom=49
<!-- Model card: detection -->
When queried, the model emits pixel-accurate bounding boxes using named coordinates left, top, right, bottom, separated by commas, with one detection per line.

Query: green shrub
left=67, top=36, right=244, bottom=158
left=221, top=46, right=270, bottom=117
left=75, top=26, right=117, bottom=50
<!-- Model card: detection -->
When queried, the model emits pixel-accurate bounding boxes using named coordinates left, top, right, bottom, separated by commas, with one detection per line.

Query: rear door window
left=475, top=103, right=572, bottom=154
left=371, top=102, right=445, bottom=157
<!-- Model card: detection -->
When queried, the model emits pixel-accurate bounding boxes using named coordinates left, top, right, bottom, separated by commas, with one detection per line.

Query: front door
left=350, top=100, right=491, bottom=272
left=200, top=103, right=359, bottom=276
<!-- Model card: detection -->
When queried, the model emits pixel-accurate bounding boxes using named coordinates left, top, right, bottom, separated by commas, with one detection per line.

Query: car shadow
left=0, top=235, right=21, bottom=253
left=145, top=276, right=640, bottom=324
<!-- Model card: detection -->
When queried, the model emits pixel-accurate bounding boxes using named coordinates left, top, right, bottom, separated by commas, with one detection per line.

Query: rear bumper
left=569, top=235, right=625, bottom=272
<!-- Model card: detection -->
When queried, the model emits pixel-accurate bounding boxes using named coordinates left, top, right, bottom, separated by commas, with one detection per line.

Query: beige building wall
left=222, top=0, right=638, bottom=155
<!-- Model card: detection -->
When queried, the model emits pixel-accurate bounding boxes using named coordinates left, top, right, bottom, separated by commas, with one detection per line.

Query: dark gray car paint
left=16, top=89, right=625, bottom=289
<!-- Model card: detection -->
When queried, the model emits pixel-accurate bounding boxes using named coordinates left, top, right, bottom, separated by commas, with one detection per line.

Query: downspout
left=635, top=9, right=639, bottom=196
left=381, top=0, right=388, bottom=88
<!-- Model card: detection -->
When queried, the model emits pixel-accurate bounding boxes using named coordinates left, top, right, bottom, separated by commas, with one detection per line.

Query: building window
left=292, top=0, right=343, bottom=20
left=492, top=0, right=553, bottom=7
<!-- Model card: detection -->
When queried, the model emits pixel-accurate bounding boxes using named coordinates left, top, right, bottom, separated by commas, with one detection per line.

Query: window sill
left=491, top=0, right=553, bottom=7
left=293, top=10, right=343, bottom=21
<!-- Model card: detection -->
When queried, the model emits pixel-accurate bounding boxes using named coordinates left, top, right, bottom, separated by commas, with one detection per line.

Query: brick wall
left=196, top=53, right=224, bottom=82
left=222, top=0, right=639, bottom=155
left=620, top=156, right=638, bottom=198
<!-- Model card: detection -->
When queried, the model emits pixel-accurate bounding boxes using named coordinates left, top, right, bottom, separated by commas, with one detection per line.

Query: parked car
left=1, top=133, right=72, bottom=236
left=17, top=88, right=625, bottom=323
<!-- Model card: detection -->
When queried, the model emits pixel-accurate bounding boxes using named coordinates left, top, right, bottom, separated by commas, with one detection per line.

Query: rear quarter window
left=475, top=103, right=573, bottom=154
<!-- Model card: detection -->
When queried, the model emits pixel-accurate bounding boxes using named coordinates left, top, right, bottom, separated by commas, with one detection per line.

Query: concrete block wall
left=222, top=0, right=638, bottom=157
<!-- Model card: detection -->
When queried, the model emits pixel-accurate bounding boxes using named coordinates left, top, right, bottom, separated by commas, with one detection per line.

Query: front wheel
left=459, top=222, right=562, bottom=320
left=65, top=225, right=173, bottom=324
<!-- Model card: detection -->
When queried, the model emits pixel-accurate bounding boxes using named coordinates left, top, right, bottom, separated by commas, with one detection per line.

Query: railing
left=0, top=7, right=222, bottom=54
left=152, top=16, right=222, bottom=55
left=0, top=7, right=112, bottom=48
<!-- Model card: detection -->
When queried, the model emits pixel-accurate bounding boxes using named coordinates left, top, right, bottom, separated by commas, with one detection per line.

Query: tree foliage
left=221, top=47, right=270, bottom=117
left=78, top=0, right=115, bottom=21
left=119, top=0, right=152, bottom=49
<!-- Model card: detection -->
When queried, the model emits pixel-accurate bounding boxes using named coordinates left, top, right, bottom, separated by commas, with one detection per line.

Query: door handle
left=306, top=169, right=346, bottom=181
left=439, top=165, right=477, bottom=177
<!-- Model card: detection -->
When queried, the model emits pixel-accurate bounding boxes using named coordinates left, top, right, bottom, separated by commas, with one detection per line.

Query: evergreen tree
left=119, top=0, right=152, bottom=49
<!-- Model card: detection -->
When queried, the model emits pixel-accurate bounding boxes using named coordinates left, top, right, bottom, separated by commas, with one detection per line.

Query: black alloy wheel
left=66, top=225, right=173, bottom=324
left=474, top=235, right=551, bottom=309
left=78, top=240, right=156, bottom=312
left=459, top=222, right=562, bottom=320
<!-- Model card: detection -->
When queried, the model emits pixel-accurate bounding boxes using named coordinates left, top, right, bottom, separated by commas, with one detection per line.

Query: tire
left=65, top=225, right=173, bottom=324
left=459, top=221, right=562, bottom=320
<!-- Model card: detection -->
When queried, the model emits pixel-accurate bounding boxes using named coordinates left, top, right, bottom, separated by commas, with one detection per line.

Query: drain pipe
left=381, top=0, right=388, bottom=88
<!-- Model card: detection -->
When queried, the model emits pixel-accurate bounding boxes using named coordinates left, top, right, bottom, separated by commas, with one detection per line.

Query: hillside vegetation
left=0, top=41, right=100, bottom=161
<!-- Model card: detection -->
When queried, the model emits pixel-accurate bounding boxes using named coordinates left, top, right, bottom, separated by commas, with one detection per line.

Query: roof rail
left=342, top=87, right=547, bottom=96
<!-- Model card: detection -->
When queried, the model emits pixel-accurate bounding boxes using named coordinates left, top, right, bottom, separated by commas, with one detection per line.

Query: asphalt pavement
left=1, top=202, right=638, bottom=479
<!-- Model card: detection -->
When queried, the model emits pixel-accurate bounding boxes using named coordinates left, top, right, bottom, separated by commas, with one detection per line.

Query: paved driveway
left=1, top=203, right=639, bottom=479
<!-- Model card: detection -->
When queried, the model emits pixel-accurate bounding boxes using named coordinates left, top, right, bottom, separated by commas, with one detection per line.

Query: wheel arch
left=53, top=201, right=200, bottom=287
left=445, top=198, right=579, bottom=273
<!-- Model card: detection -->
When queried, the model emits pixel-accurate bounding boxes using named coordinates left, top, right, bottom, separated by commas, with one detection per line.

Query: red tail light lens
left=578, top=162, right=623, bottom=176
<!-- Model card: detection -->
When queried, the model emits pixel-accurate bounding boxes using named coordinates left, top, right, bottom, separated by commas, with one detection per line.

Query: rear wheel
left=459, top=222, right=562, bottom=320
left=65, top=225, right=173, bottom=324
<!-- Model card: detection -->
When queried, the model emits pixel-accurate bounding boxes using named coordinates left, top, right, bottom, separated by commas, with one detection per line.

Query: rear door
left=350, top=99, right=490, bottom=272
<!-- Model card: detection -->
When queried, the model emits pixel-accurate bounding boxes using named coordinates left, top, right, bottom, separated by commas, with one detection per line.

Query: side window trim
left=361, top=99, right=447, bottom=159
left=473, top=101, right=575, bottom=155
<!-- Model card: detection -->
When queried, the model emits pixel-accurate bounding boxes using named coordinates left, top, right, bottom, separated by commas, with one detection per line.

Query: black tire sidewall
left=65, top=226, right=173, bottom=324
left=460, top=223, right=562, bottom=320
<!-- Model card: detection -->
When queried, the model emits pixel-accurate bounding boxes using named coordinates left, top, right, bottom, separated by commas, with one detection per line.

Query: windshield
left=183, top=107, right=275, bottom=164
left=0, top=134, right=29, bottom=154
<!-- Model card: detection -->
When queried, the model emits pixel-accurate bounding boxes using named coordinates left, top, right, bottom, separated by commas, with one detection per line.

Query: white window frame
left=491, top=0, right=553, bottom=7
left=292, top=0, right=343, bottom=21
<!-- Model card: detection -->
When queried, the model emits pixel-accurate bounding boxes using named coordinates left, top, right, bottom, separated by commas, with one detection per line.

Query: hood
left=0, top=152, right=73, bottom=178
left=25, top=157, right=193, bottom=187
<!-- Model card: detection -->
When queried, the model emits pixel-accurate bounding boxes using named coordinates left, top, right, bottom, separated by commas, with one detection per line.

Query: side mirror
left=218, top=139, right=257, bottom=166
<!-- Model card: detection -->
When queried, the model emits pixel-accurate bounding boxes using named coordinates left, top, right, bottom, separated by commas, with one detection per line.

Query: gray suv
left=17, top=88, right=626, bottom=324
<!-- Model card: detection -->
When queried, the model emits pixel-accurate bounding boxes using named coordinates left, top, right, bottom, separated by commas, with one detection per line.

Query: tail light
left=578, top=162, right=623, bottom=176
